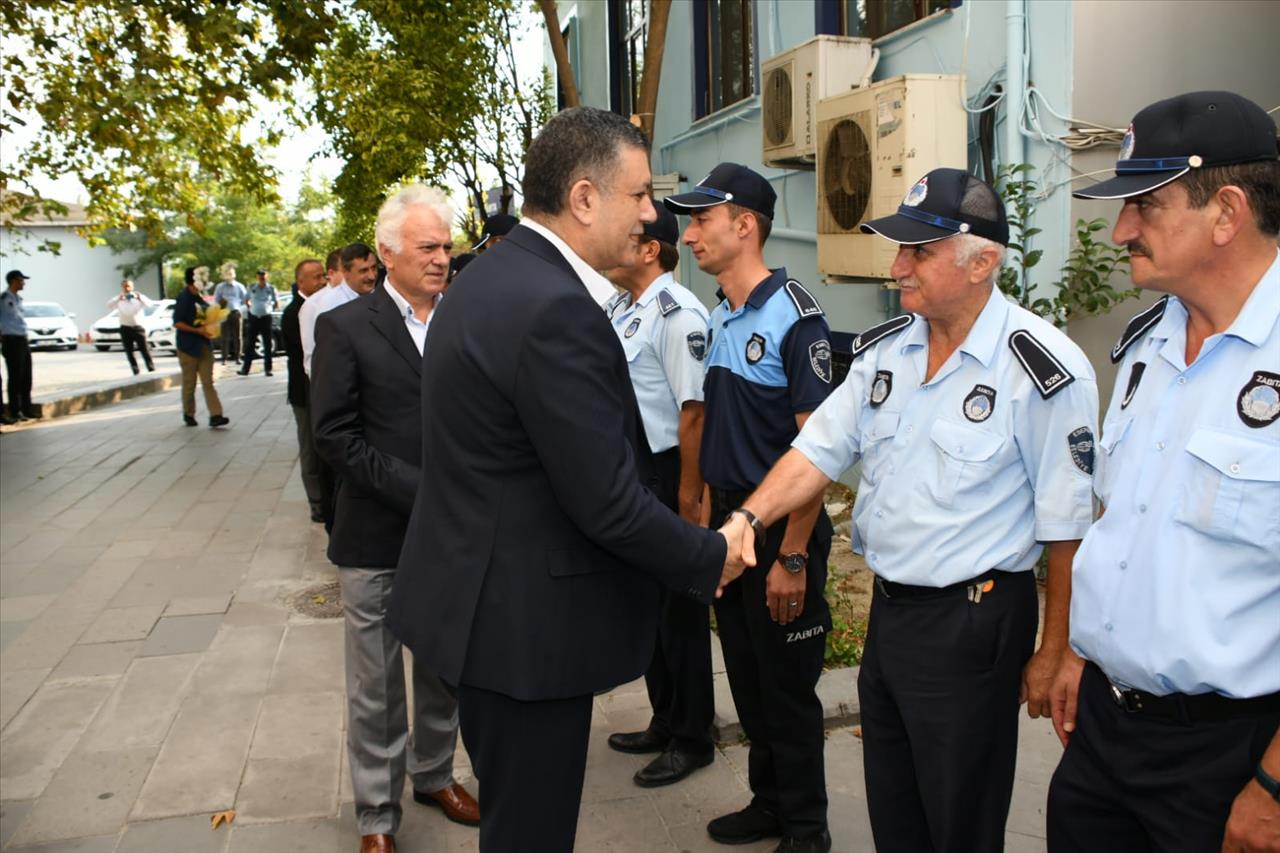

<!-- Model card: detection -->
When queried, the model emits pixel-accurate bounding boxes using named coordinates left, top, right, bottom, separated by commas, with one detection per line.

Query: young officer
left=729, top=168, right=1097, bottom=853
left=603, top=203, right=716, bottom=787
left=1051, top=90, right=1280, bottom=853
left=665, top=163, right=834, bottom=853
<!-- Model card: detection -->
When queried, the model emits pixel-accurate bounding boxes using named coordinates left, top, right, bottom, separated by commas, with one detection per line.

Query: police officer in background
left=665, top=163, right=834, bottom=853
left=1050, top=91, right=1280, bottom=853
left=603, top=203, right=716, bottom=788
left=239, top=268, right=279, bottom=376
left=731, top=168, right=1099, bottom=853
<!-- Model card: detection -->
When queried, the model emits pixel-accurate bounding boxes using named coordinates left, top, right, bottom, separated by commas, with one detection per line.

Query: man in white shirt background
left=106, top=278, right=156, bottom=375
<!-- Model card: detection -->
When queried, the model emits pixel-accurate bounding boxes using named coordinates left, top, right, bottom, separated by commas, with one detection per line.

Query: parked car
left=269, top=290, right=293, bottom=355
left=24, top=301, right=80, bottom=350
left=91, top=299, right=178, bottom=354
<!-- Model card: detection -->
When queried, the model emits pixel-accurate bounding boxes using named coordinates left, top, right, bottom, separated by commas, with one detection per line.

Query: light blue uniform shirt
left=1071, top=252, right=1280, bottom=698
left=0, top=290, right=27, bottom=336
left=245, top=283, right=278, bottom=317
left=793, top=286, right=1098, bottom=587
left=213, top=280, right=248, bottom=313
left=605, top=273, right=710, bottom=453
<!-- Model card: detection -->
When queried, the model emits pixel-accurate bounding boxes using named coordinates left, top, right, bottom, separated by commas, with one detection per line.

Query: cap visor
left=663, top=192, right=726, bottom=215
left=859, top=214, right=956, bottom=245
left=1072, top=168, right=1187, bottom=200
left=473, top=233, right=491, bottom=249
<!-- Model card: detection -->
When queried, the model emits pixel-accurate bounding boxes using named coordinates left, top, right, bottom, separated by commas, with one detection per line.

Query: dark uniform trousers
left=643, top=447, right=715, bottom=754
left=859, top=568, right=1037, bottom=853
left=1047, top=663, right=1280, bottom=853
left=220, top=309, right=242, bottom=362
left=709, top=489, right=832, bottom=838
left=120, top=325, right=154, bottom=372
left=1, top=334, right=33, bottom=418
left=241, top=314, right=273, bottom=373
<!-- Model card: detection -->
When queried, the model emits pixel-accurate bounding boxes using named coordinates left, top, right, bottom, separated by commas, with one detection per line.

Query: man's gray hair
left=375, top=185, right=454, bottom=257
left=952, top=233, right=1006, bottom=285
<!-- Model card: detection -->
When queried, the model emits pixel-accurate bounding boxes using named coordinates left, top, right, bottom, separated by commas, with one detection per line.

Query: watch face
left=782, top=554, right=806, bottom=573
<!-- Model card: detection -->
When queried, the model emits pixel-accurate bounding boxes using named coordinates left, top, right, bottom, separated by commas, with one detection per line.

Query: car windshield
left=144, top=303, right=166, bottom=316
left=24, top=303, right=66, bottom=318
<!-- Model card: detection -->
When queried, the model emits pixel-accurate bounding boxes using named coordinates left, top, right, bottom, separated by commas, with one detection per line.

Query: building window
left=609, top=0, right=648, bottom=118
left=816, top=0, right=956, bottom=40
left=695, top=0, right=755, bottom=119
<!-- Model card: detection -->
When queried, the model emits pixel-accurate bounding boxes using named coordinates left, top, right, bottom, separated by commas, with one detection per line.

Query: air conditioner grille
left=763, top=66, right=793, bottom=147
left=821, top=114, right=872, bottom=232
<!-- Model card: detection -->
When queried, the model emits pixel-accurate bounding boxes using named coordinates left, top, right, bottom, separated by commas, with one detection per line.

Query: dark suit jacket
left=310, top=285, right=422, bottom=568
left=389, top=225, right=726, bottom=701
left=281, top=292, right=308, bottom=407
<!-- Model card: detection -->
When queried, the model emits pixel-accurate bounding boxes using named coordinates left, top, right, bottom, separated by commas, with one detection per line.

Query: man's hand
left=766, top=562, right=806, bottom=625
left=1223, top=775, right=1280, bottom=852
left=1049, top=649, right=1086, bottom=748
left=715, top=512, right=756, bottom=596
left=1021, top=645, right=1062, bottom=719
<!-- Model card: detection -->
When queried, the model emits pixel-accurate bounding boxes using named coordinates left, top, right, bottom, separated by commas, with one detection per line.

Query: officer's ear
left=1208, top=184, right=1251, bottom=247
left=967, top=243, right=1001, bottom=286
left=566, top=178, right=599, bottom=226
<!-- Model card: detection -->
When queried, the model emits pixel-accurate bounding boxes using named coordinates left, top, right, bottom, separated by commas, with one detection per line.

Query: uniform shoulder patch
left=1008, top=330, right=1075, bottom=399
left=656, top=288, right=680, bottom=317
left=852, top=314, right=914, bottom=359
left=784, top=280, right=824, bottom=319
left=1111, top=296, right=1168, bottom=363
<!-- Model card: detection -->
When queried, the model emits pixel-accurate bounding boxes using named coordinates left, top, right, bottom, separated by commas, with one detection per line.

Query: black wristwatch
left=729, top=507, right=766, bottom=543
left=780, top=552, right=808, bottom=574
left=1257, top=762, right=1280, bottom=803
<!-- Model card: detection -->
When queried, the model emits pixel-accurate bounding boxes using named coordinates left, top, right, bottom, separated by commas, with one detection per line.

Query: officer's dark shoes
left=707, top=803, right=782, bottom=845
left=183, top=415, right=198, bottom=427
left=209, top=415, right=230, bottom=428
left=633, top=746, right=713, bottom=788
left=607, top=727, right=670, bottom=754
left=774, top=829, right=832, bottom=853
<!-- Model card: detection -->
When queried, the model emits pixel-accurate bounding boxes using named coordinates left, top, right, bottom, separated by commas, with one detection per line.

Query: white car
left=24, top=301, right=80, bottom=350
left=91, top=299, right=178, bottom=354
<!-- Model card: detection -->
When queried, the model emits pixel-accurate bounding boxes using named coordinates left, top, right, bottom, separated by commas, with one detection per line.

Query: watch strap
left=1257, top=762, right=1280, bottom=803
left=729, top=507, right=766, bottom=542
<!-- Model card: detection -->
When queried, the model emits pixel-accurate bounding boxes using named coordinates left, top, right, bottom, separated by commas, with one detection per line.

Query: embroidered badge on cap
left=903, top=176, right=928, bottom=207
left=809, top=340, right=832, bottom=383
left=1068, top=426, right=1095, bottom=474
left=1121, top=362, right=1146, bottom=410
left=1238, top=370, right=1280, bottom=428
left=624, top=317, right=641, bottom=338
left=1119, top=124, right=1136, bottom=162
left=963, top=385, right=996, bottom=423
left=746, top=332, right=766, bottom=364
left=687, top=331, right=707, bottom=362
left=870, top=370, right=892, bottom=408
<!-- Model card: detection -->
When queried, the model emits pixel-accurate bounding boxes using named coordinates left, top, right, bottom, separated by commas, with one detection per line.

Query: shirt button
left=905, top=425, right=914, bottom=433
left=1119, top=561, right=1127, bottom=570
left=1138, top=504, right=1147, bottom=513
left=1230, top=463, right=1241, bottom=474
left=875, top=510, right=884, bottom=518
left=1104, top=622, right=1113, bottom=632
left=888, top=466, right=896, bottom=475
left=1177, top=377, right=1187, bottom=385
left=1155, top=442, right=1164, bottom=451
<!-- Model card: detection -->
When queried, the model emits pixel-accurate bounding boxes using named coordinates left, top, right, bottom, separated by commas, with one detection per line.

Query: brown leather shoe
left=414, top=782, right=480, bottom=826
left=360, top=834, right=395, bottom=853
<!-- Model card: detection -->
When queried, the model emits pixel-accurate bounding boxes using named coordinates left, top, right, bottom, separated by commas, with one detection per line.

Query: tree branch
left=537, top=0, right=578, bottom=108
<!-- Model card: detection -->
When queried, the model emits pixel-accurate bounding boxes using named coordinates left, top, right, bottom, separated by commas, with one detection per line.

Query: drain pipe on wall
left=1005, top=0, right=1026, bottom=172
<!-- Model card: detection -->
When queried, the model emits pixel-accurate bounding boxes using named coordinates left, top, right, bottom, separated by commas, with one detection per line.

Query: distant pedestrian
left=1, top=270, right=35, bottom=422
left=239, top=268, right=279, bottom=376
left=174, top=266, right=229, bottom=428
left=282, top=259, right=330, bottom=523
left=106, top=279, right=156, bottom=375
left=213, top=262, right=247, bottom=363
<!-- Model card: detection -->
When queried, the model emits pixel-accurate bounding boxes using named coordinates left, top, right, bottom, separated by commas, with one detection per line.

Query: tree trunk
left=634, top=0, right=671, bottom=140
left=537, top=0, right=579, bottom=109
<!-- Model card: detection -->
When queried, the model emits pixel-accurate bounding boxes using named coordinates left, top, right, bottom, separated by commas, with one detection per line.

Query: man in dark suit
left=312, top=186, right=479, bottom=853
left=282, top=259, right=328, bottom=523
left=389, top=107, right=754, bottom=853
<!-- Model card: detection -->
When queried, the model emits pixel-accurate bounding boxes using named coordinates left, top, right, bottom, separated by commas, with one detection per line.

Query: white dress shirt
left=107, top=292, right=154, bottom=327
left=520, top=219, right=618, bottom=306
left=300, top=281, right=359, bottom=376
left=382, top=280, right=443, bottom=355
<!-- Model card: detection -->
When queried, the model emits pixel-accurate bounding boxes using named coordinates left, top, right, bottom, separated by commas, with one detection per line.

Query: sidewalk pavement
left=0, top=374, right=1058, bottom=852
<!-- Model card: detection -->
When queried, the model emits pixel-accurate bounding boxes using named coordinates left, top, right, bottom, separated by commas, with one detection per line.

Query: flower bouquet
left=198, top=302, right=230, bottom=338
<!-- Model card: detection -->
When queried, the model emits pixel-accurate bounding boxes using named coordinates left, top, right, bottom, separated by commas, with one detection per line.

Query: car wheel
left=63, top=344, right=78, bottom=351
left=95, top=345, right=111, bottom=352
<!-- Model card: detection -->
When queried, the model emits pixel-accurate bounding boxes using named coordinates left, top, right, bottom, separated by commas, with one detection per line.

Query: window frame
left=815, top=0, right=961, bottom=41
left=608, top=0, right=649, bottom=117
left=692, top=0, right=759, bottom=121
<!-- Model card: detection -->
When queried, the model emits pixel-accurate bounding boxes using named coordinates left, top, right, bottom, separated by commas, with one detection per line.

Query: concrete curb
left=712, top=665, right=860, bottom=743
left=31, top=370, right=187, bottom=420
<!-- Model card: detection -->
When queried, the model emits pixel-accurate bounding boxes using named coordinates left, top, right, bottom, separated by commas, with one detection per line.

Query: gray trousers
left=339, top=566, right=459, bottom=836
left=290, top=404, right=326, bottom=514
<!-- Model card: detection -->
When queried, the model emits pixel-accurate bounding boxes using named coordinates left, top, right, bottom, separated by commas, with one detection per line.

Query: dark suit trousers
left=458, top=684, right=593, bottom=853
left=642, top=447, right=714, bottom=753
left=2, top=335, right=33, bottom=417
left=120, top=325, right=154, bottom=372
left=241, top=314, right=272, bottom=373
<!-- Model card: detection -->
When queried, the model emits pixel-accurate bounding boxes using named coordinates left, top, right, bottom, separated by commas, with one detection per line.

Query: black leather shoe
left=634, top=747, right=714, bottom=788
left=773, top=830, right=832, bottom=852
left=209, top=415, right=230, bottom=428
left=608, top=727, right=670, bottom=755
left=183, top=415, right=198, bottom=427
left=707, top=804, right=782, bottom=845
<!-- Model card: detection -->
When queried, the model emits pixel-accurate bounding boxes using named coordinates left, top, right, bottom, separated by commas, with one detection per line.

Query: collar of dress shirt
left=632, top=271, right=675, bottom=308
left=520, top=219, right=619, bottom=306
left=382, top=279, right=441, bottom=323
left=1150, top=249, right=1279, bottom=350
left=900, top=284, right=1008, bottom=368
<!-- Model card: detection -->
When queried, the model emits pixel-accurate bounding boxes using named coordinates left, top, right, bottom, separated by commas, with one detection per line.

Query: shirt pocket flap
left=1185, top=428, right=1280, bottom=482
left=865, top=411, right=900, bottom=442
left=1098, top=416, right=1133, bottom=454
left=929, top=419, right=1005, bottom=462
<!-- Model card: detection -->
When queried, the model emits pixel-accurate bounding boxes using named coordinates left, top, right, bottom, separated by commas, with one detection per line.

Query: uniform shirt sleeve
left=780, top=315, right=833, bottom=414
left=656, top=308, right=708, bottom=407
left=1014, top=374, right=1099, bottom=541
left=791, top=355, right=870, bottom=481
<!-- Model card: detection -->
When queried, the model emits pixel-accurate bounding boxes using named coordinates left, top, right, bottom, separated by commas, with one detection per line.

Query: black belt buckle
left=1109, top=682, right=1145, bottom=713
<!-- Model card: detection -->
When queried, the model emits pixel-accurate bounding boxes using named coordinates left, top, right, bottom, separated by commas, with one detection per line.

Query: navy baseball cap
left=663, top=162, right=776, bottom=221
left=6, top=270, right=30, bottom=283
left=1074, top=91, right=1279, bottom=200
left=860, top=168, right=1010, bottom=246
left=475, top=213, right=519, bottom=249
left=641, top=202, right=679, bottom=246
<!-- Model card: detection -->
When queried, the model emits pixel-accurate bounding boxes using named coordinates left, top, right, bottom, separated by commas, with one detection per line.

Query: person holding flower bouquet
left=174, top=266, right=229, bottom=428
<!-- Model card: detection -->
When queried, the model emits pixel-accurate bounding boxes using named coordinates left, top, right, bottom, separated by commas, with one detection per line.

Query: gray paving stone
left=224, top=817, right=343, bottom=853
left=48, top=642, right=142, bottom=681
left=248, top=692, right=343, bottom=761
left=221, top=600, right=287, bottom=627
left=165, top=593, right=232, bottom=617
left=0, top=607, right=96, bottom=671
left=0, top=679, right=115, bottom=800
left=78, top=654, right=198, bottom=752
left=8, top=747, right=156, bottom=845
left=0, top=594, right=57, bottom=623
left=53, top=559, right=143, bottom=614
left=2, top=558, right=89, bottom=599
left=234, top=752, right=339, bottom=822
left=191, top=624, right=285, bottom=695
left=267, top=622, right=344, bottom=694
left=575, top=795, right=672, bottom=852
left=115, top=815, right=228, bottom=853
left=1, top=799, right=34, bottom=848
left=1, top=618, right=29, bottom=651
left=138, top=613, right=223, bottom=657
left=3, top=834, right=118, bottom=853
left=78, top=604, right=165, bottom=644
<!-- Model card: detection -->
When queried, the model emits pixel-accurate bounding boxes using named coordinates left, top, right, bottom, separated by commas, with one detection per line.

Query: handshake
left=714, top=510, right=759, bottom=597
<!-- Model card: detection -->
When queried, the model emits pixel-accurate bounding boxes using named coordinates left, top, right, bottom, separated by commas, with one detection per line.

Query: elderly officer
left=1, top=270, right=34, bottom=422
left=1049, top=91, right=1280, bottom=853
left=603, top=203, right=716, bottom=787
left=665, top=163, right=834, bottom=853
left=733, top=168, right=1098, bottom=853
left=239, top=268, right=279, bottom=376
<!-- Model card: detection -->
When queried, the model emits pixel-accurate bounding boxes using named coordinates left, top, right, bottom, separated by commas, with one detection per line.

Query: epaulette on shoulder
left=784, top=280, right=824, bottom=319
left=656, top=288, right=680, bottom=317
left=1009, top=330, right=1075, bottom=399
left=1111, top=296, right=1168, bottom=363
left=852, top=314, right=913, bottom=358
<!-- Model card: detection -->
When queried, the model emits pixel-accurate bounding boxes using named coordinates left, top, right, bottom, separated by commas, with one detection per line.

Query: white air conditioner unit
left=816, top=74, right=967, bottom=280
left=761, top=35, right=875, bottom=170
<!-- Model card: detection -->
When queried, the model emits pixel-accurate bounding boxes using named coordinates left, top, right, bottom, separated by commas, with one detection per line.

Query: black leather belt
left=1090, top=663, right=1280, bottom=724
left=873, top=568, right=1002, bottom=601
